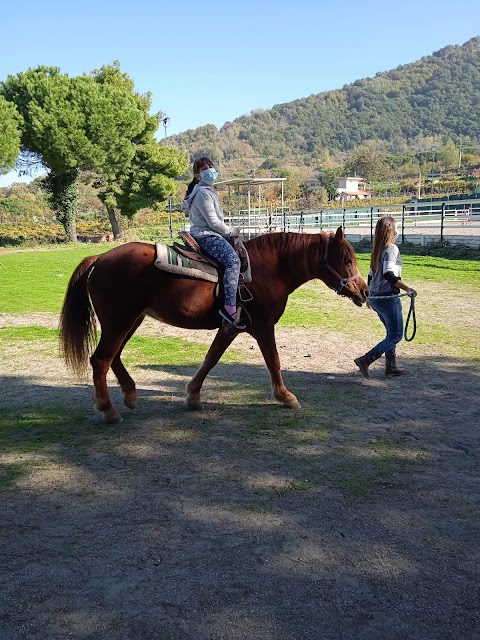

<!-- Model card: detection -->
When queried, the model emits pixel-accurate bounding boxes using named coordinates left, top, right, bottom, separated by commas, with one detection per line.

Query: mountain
left=166, top=37, right=480, bottom=172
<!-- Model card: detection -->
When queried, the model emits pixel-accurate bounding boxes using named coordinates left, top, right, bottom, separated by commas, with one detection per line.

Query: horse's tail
left=59, top=255, right=99, bottom=378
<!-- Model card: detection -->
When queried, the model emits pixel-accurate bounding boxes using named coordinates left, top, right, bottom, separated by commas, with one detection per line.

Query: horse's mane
left=245, top=231, right=333, bottom=274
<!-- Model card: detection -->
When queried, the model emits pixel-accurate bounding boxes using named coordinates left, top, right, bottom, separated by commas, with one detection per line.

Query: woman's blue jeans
left=369, top=295, right=404, bottom=356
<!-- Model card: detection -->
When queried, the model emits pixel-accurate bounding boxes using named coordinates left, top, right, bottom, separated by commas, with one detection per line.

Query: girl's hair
left=370, top=215, right=397, bottom=272
left=185, top=157, right=213, bottom=198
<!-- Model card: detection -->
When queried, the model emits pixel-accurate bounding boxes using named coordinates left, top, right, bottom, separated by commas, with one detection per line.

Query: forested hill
left=167, top=37, right=480, bottom=168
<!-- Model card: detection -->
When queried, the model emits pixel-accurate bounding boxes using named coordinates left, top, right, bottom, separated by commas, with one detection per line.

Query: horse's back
left=94, top=242, right=156, bottom=275
left=97, top=241, right=155, bottom=262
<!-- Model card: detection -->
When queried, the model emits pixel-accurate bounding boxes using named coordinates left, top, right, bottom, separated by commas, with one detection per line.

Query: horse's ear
left=335, top=226, right=344, bottom=241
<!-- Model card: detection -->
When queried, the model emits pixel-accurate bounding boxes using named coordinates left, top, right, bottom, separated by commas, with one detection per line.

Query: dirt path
left=1, top=314, right=479, bottom=640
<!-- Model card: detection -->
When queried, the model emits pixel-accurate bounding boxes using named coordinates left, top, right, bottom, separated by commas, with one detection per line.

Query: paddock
left=1, top=259, right=479, bottom=639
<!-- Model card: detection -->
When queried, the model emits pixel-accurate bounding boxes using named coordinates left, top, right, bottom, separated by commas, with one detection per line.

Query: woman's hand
left=397, top=280, right=417, bottom=296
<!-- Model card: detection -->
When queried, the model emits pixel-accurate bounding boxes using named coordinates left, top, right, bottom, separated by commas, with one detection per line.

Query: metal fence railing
left=215, top=198, right=480, bottom=247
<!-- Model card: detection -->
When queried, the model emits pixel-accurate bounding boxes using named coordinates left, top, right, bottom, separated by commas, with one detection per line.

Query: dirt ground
left=1, top=312, right=479, bottom=640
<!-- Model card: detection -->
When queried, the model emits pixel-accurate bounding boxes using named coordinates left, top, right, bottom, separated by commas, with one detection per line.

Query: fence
left=215, top=198, right=480, bottom=248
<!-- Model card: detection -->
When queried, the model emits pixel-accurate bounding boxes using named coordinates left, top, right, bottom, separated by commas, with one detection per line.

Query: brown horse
left=59, top=228, right=368, bottom=423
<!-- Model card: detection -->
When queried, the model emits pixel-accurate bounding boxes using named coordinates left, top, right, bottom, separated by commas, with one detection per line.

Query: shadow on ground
left=1, top=356, right=479, bottom=639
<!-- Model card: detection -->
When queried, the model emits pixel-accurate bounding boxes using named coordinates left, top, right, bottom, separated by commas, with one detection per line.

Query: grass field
left=1, top=245, right=479, bottom=362
left=1, top=244, right=479, bottom=313
left=0, top=244, right=118, bottom=313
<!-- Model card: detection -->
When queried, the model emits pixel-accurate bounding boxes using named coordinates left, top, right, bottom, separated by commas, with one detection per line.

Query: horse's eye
left=345, top=258, right=352, bottom=266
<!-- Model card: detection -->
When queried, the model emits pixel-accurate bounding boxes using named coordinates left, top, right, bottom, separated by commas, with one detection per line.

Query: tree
left=1, top=65, right=149, bottom=240
left=86, top=63, right=161, bottom=237
left=86, top=63, right=192, bottom=238
left=43, top=170, right=79, bottom=238
left=191, top=146, right=223, bottom=168
left=271, top=168, right=303, bottom=203
left=343, top=147, right=388, bottom=181
left=97, top=141, right=189, bottom=237
left=0, top=96, right=22, bottom=174
left=439, top=138, right=458, bottom=169
left=318, top=168, right=339, bottom=201
left=296, top=186, right=328, bottom=209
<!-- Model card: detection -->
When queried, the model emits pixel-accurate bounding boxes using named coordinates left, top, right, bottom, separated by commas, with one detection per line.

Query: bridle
left=321, top=235, right=363, bottom=295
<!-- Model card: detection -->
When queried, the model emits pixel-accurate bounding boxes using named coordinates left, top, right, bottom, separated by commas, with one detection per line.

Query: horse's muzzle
left=347, top=284, right=369, bottom=307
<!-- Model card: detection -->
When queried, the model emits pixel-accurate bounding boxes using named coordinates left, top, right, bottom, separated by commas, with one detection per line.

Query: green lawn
left=0, top=245, right=119, bottom=313
left=1, top=245, right=479, bottom=314
left=355, top=253, right=480, bottom=288
left=1, top=245, right=479, bottom=361
left=281, top=249, right=480, bottom=360
left=0, top=326, right=243, bottom=367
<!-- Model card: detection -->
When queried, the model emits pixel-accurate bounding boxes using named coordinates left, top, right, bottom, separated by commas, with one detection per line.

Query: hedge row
left=0, top=221, right=111, bottom=246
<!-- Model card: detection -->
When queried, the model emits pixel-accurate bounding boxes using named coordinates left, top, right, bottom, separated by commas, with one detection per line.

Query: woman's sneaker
left=219, top=307, right=247, bottom=331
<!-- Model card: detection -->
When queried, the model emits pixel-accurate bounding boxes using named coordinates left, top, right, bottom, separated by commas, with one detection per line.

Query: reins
left=321, top=235, right=363, bottom=295
left=367, top=292, right=417, bottom=342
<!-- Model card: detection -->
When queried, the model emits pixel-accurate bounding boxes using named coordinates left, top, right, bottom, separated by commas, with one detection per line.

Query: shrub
left=0, top=221, right=112, bottom=246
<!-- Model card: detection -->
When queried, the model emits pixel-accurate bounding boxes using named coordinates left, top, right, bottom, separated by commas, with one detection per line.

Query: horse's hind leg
left=110, top=315, right=145, bottom=410
left=91, top=322, right=139, bottom=424
left=186, top=328, right=236, bottom=410
left=253, top=325, right=301, bottom=409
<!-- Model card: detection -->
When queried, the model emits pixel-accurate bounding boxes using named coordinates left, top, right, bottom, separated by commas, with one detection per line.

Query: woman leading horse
left=59, top=228, right=368, bottom=423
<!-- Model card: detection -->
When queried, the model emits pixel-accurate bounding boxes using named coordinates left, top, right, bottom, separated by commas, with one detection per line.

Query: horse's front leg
left=253, top=325, right=301, bottom=409
left=186, top=328, right=236, bottom=410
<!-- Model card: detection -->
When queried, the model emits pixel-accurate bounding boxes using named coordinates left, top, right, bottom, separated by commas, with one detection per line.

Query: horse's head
left=320, top=227, right=369, bottom=307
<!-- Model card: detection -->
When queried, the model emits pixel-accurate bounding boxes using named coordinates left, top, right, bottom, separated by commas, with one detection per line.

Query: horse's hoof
left=186, top=398, right=204, bottom=411
left=279, top=394, right=301, bottom=409
left=124, top=397, right=137, bottom=410
left=287, top=399, right=302, bottom=410
left=273, top=391, right=302, bottom=409
left=104, top=409, right=123, bottom=424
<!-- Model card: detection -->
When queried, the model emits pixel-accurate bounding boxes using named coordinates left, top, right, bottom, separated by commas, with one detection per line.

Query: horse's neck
left=290, top=233, right=327, bottom=288
left=249, top=232, right=328, bottom=291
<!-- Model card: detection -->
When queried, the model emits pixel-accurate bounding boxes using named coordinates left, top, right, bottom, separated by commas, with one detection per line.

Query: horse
left=59, top=227, right=368, bottom=423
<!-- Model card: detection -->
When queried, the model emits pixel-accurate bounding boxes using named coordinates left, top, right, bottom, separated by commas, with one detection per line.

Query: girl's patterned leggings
left=196, top=235, right=240, bottom=307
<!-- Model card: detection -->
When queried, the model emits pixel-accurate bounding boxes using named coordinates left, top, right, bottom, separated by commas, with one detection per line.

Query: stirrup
left=219, top=307, right=247, bottom=331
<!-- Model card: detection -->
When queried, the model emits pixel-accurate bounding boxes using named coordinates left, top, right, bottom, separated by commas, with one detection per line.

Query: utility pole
left=458, top=141, right=463, bottom=171
left=162, top=116, right=170, bottom=138
left=430, top=146, right=436, bottom=196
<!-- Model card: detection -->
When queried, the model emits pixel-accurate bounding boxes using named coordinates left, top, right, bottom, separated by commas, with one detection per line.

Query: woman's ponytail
left=185, top=177, right=199, bottom=198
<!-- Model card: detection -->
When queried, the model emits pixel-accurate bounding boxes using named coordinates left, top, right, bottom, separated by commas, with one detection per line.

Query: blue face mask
left=200, top=168, right=218, bottom=185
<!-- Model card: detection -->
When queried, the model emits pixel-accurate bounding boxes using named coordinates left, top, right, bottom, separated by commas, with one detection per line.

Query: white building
left=337, top=176, right=371, bottom=201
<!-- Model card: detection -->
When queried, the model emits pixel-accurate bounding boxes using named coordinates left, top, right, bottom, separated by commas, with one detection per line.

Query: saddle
left=155, top=231, right=252, bottom=286
left=174, top=231, right=220, bottom=268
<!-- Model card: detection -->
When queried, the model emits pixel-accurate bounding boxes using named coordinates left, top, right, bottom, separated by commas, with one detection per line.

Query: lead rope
left=403, top=293, right=417, bottom=342
left=368, top=292, right=417, bottom=342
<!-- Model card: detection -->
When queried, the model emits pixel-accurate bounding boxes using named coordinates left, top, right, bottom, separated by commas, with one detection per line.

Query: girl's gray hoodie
left=181, top=184, right=235, bottom=238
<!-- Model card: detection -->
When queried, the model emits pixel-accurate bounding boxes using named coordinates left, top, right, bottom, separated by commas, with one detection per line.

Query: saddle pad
left=154, top=242, right=218, bottom=283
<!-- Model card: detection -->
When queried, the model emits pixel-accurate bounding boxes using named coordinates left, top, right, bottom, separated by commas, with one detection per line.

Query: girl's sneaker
left=219, top=307, right=247, bottom=331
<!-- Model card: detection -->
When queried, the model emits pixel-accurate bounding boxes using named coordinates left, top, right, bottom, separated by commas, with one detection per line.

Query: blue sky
left=1, top=0, right=479, bottom=185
